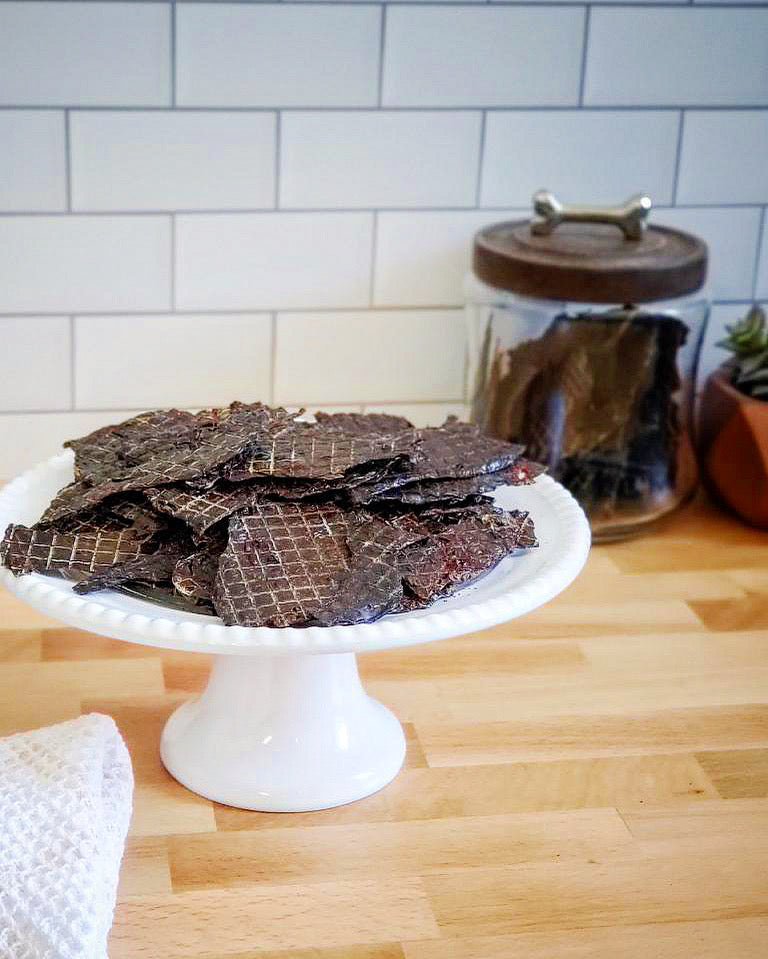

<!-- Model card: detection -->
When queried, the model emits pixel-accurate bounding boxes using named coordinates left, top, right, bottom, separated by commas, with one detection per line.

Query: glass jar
left=466, top=192, right=710, bottom=541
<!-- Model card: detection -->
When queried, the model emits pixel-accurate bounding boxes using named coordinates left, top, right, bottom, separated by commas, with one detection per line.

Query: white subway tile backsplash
left=362, top=403, right=469, bottom=428
left=274, top=310, right=466, bottom=405
left=756, top=215, right=768, bottom=300
left=585, top=9, right=768, bottom=107
left=480, top=111, right=679, bottom=208
left=280, top=112, right=481, bottom=209
left=0, top=410, right=145, bottom=479
left=0, top=113, right=66, bottom=212
left=70, top=112, right=276, bottom=212
left=374, top=209, right=522, bottom=307
left=0, top=2, right=170, bottom=106
left=0, top=0, right=763, bottom=479
left=175, top=213, right=372, bottom=310
left=177, top=4, right=379, bottom=107
left=75, top=314, right=271, bottom=410
left=382, top=7, right=584, bottom=108
left=677, top=112, right=768, bottom=206
left=0, top=216, right=171, bottom=313
left=0, top=317, right=70, bottom=412
left=653, top=207, right=763, bottom=302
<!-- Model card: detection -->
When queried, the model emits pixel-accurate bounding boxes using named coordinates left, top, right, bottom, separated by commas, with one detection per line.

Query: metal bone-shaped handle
left=531, top=190, right=652, bottom=241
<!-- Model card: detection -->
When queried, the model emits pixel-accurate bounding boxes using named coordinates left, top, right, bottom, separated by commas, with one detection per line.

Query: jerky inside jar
left=1, top=405, right=543, bottom=628
left=466, top=190, right=709, bottom=541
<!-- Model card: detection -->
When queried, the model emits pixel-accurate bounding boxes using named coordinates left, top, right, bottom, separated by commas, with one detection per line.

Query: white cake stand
left=0, top=452, right=590, bottom=811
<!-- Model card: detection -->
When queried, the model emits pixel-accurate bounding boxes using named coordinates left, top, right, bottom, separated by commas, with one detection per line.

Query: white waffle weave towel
left=0, top=714, right=133, bottom=959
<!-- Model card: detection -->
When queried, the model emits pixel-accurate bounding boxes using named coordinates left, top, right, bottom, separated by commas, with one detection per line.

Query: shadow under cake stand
left=0, top=452, right=590, bottom=811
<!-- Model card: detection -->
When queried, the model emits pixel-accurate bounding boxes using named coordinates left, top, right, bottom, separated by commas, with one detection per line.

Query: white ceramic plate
left=0, top=450, right=590, bottom=655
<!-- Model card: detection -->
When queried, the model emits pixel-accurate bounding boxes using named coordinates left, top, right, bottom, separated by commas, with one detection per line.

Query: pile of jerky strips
left=0, top=404, right=542, bottom=628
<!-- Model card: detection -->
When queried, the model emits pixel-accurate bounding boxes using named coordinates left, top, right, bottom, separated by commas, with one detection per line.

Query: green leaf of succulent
left=739, top=368, right=768, bottom=386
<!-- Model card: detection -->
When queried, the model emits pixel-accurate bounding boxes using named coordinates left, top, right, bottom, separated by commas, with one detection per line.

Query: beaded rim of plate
left=0, top=451, right=590, bottom=655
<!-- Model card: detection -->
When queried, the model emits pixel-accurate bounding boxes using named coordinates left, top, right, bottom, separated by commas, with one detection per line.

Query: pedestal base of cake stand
left=159, top=651, right=406, bottom=811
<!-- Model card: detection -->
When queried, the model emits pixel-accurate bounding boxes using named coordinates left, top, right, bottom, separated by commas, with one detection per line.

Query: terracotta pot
left=698, top=366, right=768, bottom=529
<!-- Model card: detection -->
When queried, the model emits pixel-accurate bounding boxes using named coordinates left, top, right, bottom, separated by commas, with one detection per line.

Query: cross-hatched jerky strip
left=359, top=458, right=546, bottom=507
left=400, top=505, right=537, bottom=607
left=147, top=475, right=354, bottom=537
left=310, top=513, right=430, bottom=626
left=40, top=403, right=283, bottom=525
left=213, top=503, right=355, bottom=627
left=0, top=524, right=149, bottom=580
left=224, top=427, right=418, bottom=482
left=409, top=426, right=525, bottom=481
left=65, top=409, right=199, bottom=483
left=73, top=546, right=183, bottom=595
left=314, top=412, right=414, bottom=434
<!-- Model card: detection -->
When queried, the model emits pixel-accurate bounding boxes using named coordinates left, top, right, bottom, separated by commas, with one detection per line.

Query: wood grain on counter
left=1, top=492, right=767, bottom=958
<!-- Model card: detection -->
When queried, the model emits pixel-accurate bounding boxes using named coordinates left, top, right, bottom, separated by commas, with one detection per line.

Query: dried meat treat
left=2, top=402, right=541, bottom=627
left=172, top=533, right=226, bottom=602
left=73, top=547, right=183, bottom=595
left=223, top=427, right=417, bottom=482
left=147, top=476, right=354, bottom=537
left=409, top=426, right=525, bottom=481
left=311, top=513, right=429, bottom=626
left=0, top=524, right=150, bottom=580
left=65, top=409, right=199, bottom=483
left=354, top=459, right=545, bottom=507
left=314, top=412, right=414, bottom=434
left=213, top=503, right=356, bottom=627
left=116, top=581, right=215, bottom=615
left=398, top=505, right=537, bottom=606
left=41, top=403, right=291, bottom=525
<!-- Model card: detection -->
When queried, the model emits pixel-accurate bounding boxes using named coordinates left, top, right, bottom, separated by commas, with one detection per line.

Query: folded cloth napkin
left=0, top=714, right=133, bottom=959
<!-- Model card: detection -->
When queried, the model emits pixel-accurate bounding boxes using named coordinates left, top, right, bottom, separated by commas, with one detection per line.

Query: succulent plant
left=717, top=304, right=768, bottom=400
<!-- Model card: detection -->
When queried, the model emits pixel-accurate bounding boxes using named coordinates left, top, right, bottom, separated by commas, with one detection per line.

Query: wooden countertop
left=1, top=493, right=767, bottom=958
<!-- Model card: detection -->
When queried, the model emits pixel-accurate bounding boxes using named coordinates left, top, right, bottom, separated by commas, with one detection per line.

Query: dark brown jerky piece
left=41, top=403, right=285, bottom=525
left=224, top=427, right=417, bottom=482
left=147, top=476, right=349, bottom=537
left=172, top=532, right=227, bottom=602
left=311, top=514, right=429, bottom=626
left=0, top=524, right=149, bottom=580
left=399, top=505, right=536, bottom=606
left=65, top=409, right=199, bottom=483
left=213, top=503, right=355, bottom=627
left=116, top=581, right=215, bottom=615
left=360, top=458, right=545, bottom=507
left=314, top=412, right=414, bottom=434
left=73, top=547, right=183, bottom=595
left=409, top=426, right=525, bottom=481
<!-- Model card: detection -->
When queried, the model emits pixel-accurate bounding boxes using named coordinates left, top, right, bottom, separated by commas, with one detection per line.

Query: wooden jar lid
left=473, top=217, right=708, bottom=304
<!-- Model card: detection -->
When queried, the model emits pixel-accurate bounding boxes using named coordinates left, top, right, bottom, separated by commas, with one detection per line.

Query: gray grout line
left=63, top=110, right=72, bottom=212
left=69, top=316, right=76, bottom=411
left=2, top=104, right=768, bottom=113
left=170, top=214, right=176, bottom=309
left=474, top=111, right=487, bottom=207
left=170, top=0, right=177, bottom=108
left=0, top=399, right=468, bottom=418
left=7, top=0, right=768, bottom=4
left=670, top=109, right=686, bottom=205
left=274, top=112, right=281, bottom=209
left=269, top=312, right=277, bottom=405
left=377, top=4, right=387, bottom=108
left=0, top=202, right=765, bottom=218
left=751, top=205, right=766, bottom=298
left=0, top=299, right=754, bottom=323
left=369, top=211, right=378, bottom=306
left=577, top=5, right=591, bottom=106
